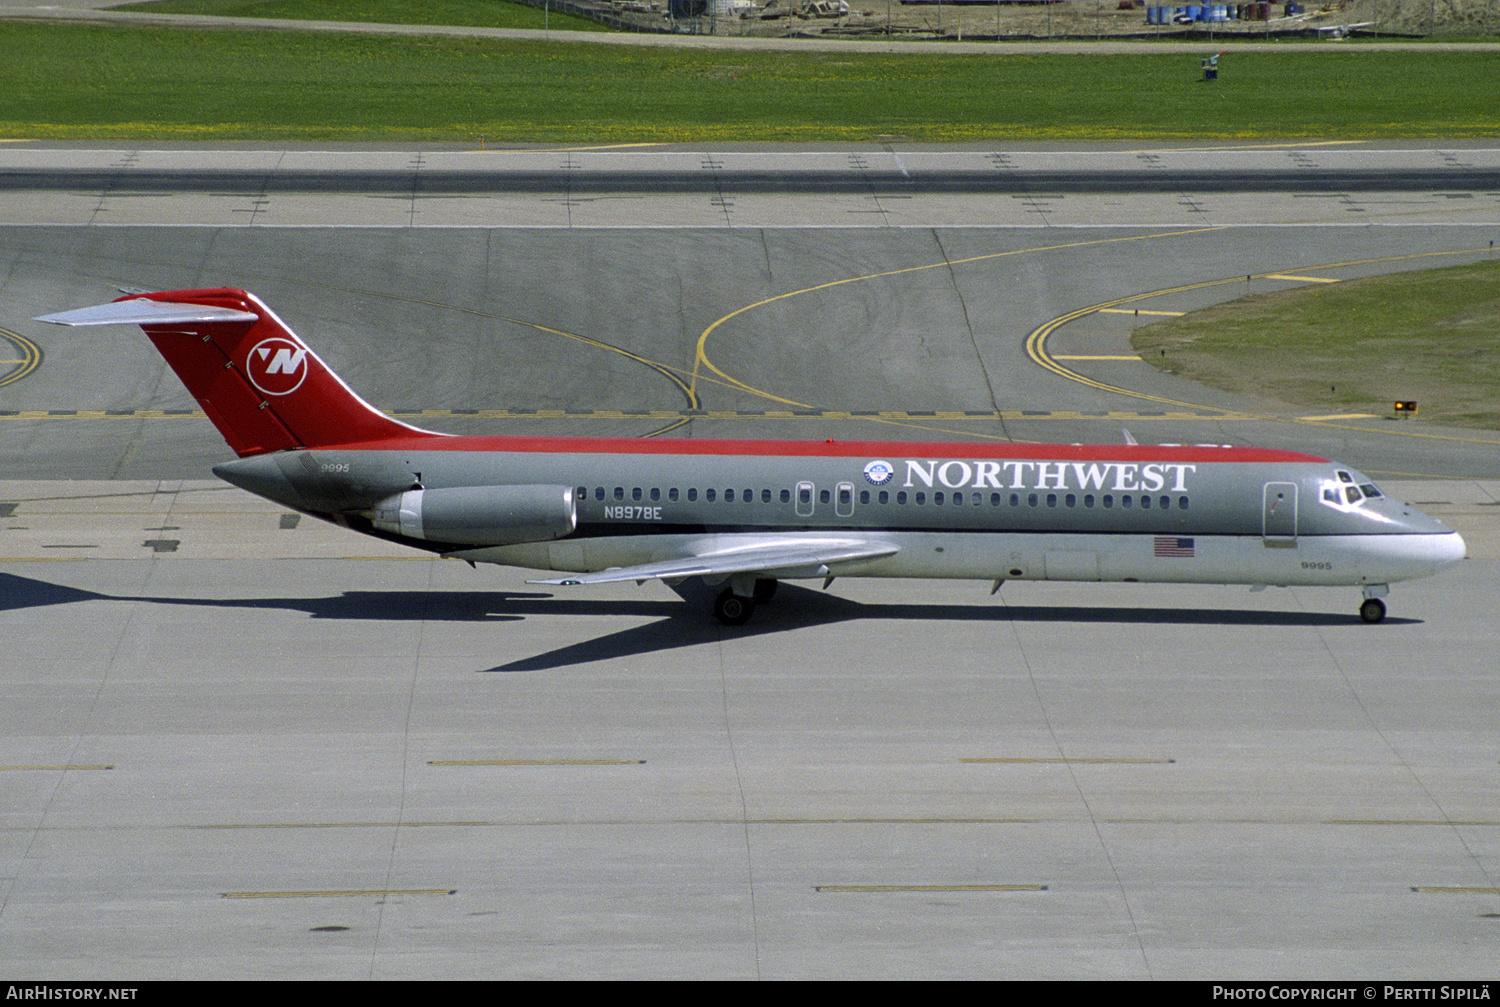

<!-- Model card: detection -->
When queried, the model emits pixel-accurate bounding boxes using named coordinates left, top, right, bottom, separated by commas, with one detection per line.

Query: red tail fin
left=39, top=288, right=441, bottom=456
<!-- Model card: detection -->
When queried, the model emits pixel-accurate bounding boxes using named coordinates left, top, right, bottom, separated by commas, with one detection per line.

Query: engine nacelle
left=370, top=485, right=576, bottom=547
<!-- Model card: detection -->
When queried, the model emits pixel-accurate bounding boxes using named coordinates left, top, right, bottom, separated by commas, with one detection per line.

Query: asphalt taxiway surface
left=1, top=142, right=1497, bottom=979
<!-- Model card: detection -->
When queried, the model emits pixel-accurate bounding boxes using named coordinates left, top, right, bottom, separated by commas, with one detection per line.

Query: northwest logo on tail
left=246, top=337, right=309, bottom=396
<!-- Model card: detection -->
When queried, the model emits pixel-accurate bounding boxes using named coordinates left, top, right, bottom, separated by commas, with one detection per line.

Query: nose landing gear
left=1360, top=584, right=1389, bottom=624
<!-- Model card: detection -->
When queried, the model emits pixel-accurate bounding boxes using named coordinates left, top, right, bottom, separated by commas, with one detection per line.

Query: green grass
left=1130, top=260, right=1500, bottom=429
left=2, top=22, right=1498, bottom=142
left=110, top=0, right=615, bottom=33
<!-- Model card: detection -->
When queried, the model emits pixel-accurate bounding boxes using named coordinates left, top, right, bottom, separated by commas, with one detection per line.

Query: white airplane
left=1317, top=21, right=1373, bottom=38
left=37, top=288, right=1466, bottom=625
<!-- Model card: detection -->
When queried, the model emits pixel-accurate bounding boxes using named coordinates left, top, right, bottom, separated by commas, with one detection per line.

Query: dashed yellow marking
left=1411, top=886, right=1500, bottom=894
left=0, top=408, right=1246, bottom=422
left=1300, top=413, right=1379, bottom=421
left=1051, top=355, right=1144, bottom=361
left=1264, top=273, right=1341, bottom=283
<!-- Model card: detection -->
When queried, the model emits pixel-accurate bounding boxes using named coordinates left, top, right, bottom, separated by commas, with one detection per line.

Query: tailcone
left=213, top=455, right=306, bottom=511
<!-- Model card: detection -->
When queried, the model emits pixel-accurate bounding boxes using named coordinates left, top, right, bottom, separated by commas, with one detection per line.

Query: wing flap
left=524, top=540, right=899, bottom=587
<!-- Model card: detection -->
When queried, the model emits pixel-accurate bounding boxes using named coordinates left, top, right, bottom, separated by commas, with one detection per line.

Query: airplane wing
left=521, top=539, right=900, bottom=586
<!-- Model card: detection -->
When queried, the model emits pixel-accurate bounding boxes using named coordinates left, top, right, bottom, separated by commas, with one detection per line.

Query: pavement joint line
left=0, top=764, right=114, bottom=771
left=959, top=757, right=1176, bottom=764
left=222, top=888, right=458, bottom=899
left=814, top=884, right=1048, bottom=892
left=427, top=759, right=646, bottom=765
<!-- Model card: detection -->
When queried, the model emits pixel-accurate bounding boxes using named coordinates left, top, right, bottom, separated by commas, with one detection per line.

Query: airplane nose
left=1434, top=530, right=1468, bottom=569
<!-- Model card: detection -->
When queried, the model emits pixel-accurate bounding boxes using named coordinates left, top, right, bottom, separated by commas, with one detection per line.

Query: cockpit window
left=1345, top=486, right=1362, bottom=504
left=1337, top=471, right=1353, bottom=483
left=1361, top=484, right=1382, bottom=499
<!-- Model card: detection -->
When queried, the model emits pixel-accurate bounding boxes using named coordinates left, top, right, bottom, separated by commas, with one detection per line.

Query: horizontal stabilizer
left=525, top=539, right=899, bottom=586
left=36, top=299, right=258, bottom=327
left=33, top=287, right=442, bottom=457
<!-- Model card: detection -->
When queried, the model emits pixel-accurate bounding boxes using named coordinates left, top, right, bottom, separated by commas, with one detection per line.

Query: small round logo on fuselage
left=863, top=460, right=895, bottom=486
left=246, top=337, right=309, bottom=396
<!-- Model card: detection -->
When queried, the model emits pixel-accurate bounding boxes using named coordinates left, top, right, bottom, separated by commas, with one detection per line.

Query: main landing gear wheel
left=1360, top=597, right=1387, bottom=624
left=714, top=590, right=755, bottom=626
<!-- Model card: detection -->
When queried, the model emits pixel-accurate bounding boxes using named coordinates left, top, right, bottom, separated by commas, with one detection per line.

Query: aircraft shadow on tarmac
left=0, top=572, right=1415, bottom=672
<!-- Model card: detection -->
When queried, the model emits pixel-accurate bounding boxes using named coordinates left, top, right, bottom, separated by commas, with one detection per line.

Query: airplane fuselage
left=213, top=436, right=1465, bottom=596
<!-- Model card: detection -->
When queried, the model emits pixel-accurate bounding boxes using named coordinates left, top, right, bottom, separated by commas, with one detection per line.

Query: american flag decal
left=1154, top=537, right=1195, bottom=558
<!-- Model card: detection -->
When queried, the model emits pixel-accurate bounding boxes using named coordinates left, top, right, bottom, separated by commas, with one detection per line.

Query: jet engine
left=370, top=485, right=576, bottom=547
